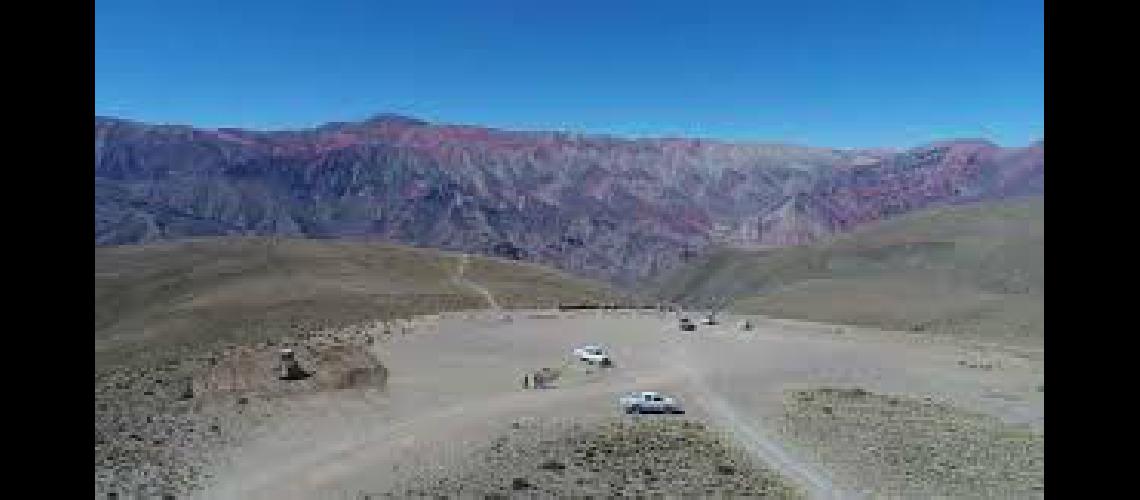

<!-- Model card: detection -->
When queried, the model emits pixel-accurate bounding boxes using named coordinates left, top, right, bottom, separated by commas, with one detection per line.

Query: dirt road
left=666, top=338, right=842, bottom=498
left=451, top=253, right=500, bottom=310
left=198, top=310, right=1042, bottom=499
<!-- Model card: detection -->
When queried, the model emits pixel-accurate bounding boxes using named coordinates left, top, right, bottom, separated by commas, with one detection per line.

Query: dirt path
left=451, top=253, right=500, bottom=310
left=201, top=311, right=1043, bottom=499
left=666, top=339, right=852, bottom=499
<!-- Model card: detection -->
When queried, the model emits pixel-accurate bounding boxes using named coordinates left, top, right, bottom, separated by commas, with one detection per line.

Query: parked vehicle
left=573, top=345, right=613, bottom=366
left=618, top=391, right=683, bottom=414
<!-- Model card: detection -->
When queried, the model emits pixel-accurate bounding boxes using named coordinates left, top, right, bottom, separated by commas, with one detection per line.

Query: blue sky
left=95, top=0, right=1043, bottom=148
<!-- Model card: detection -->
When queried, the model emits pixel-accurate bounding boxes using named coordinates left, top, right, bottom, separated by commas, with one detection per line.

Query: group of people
left=521, top=368, right=556, bottom=389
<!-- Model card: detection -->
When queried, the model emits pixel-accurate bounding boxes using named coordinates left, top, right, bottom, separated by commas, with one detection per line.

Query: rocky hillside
left=95, top=115, right=1043, bottom=285
left=95, top=237, right=623, bottom=369
left=656, top=197, right=1044, bottom=341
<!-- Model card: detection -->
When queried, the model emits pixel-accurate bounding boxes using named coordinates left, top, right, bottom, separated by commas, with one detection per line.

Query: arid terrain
left=95, top=237, right=625, bottom=369
left=95, top=224, right=1043, bottom=498
left=95, top=309, right=1036, bottom=499
left=93, top=4, right=1043, bottom=496
left=95, top=114, right=1042, bottom=286
left=657, top=197, right=1044, bottom=344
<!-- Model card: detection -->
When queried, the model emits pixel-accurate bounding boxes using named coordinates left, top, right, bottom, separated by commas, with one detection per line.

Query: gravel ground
left=776, top=387, right=1044, bottom=497
left=386, top=417, right=804, bottom=498
left=96, top=312, right=1043, bottom=498
left=94, top=325, right=387, bottom=497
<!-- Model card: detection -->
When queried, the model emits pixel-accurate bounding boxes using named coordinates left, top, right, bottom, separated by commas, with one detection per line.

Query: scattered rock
left=538, top=460, right=566, bottom=471
left=779, top=387, right=1043, bottom=496
left=389, top=419, right=802, bottom=497
left=97, top=325, right=393, bottom=496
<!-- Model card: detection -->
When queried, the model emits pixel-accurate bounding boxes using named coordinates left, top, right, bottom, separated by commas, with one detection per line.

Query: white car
left=573, top=345, right=612, bottom=365
left=700, top=315, right=718, bottom=325
left=619, top=391, right=683, bottom=414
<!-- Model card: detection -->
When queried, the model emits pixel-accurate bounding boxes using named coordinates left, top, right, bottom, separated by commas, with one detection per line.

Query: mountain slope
left=95, top=115, right=1043, bottom=285
left=95, top=237, right=623, bottom=368
left=656, top=197, right=1044, bottom=341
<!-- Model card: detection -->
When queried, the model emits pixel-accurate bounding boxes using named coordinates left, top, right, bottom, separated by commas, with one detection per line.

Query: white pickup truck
left=572, top=345, right=612, bottom=366
left=618, top=391, right=683, bottom=414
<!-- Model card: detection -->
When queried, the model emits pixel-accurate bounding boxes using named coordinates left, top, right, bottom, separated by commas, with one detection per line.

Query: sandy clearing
left=199, top=310, right=1043, bottom=499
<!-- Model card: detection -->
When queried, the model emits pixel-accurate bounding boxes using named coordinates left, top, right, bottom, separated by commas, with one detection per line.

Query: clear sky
left=95, top=0, right=1043, bottom=148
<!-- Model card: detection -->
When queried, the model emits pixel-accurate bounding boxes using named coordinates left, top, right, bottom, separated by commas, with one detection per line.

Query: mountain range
left=95, top=114, right=1043, bottom=285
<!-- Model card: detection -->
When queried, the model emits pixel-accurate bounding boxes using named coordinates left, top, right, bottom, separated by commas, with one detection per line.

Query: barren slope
left=95, top=237, right=623, bottom=369
left=656, top=197, right=1043, bottom=342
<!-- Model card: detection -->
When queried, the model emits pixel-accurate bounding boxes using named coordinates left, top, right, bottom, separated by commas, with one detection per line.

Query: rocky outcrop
left=94, top=115, right=1043, bottom=285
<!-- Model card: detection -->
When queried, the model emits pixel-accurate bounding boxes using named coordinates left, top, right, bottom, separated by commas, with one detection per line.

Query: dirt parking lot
left=192, top=310, right=1042, bottom=499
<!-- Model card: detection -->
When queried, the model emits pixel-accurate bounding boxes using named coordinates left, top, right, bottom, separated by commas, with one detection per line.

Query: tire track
left=667, top=341, right=855, bottom=500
